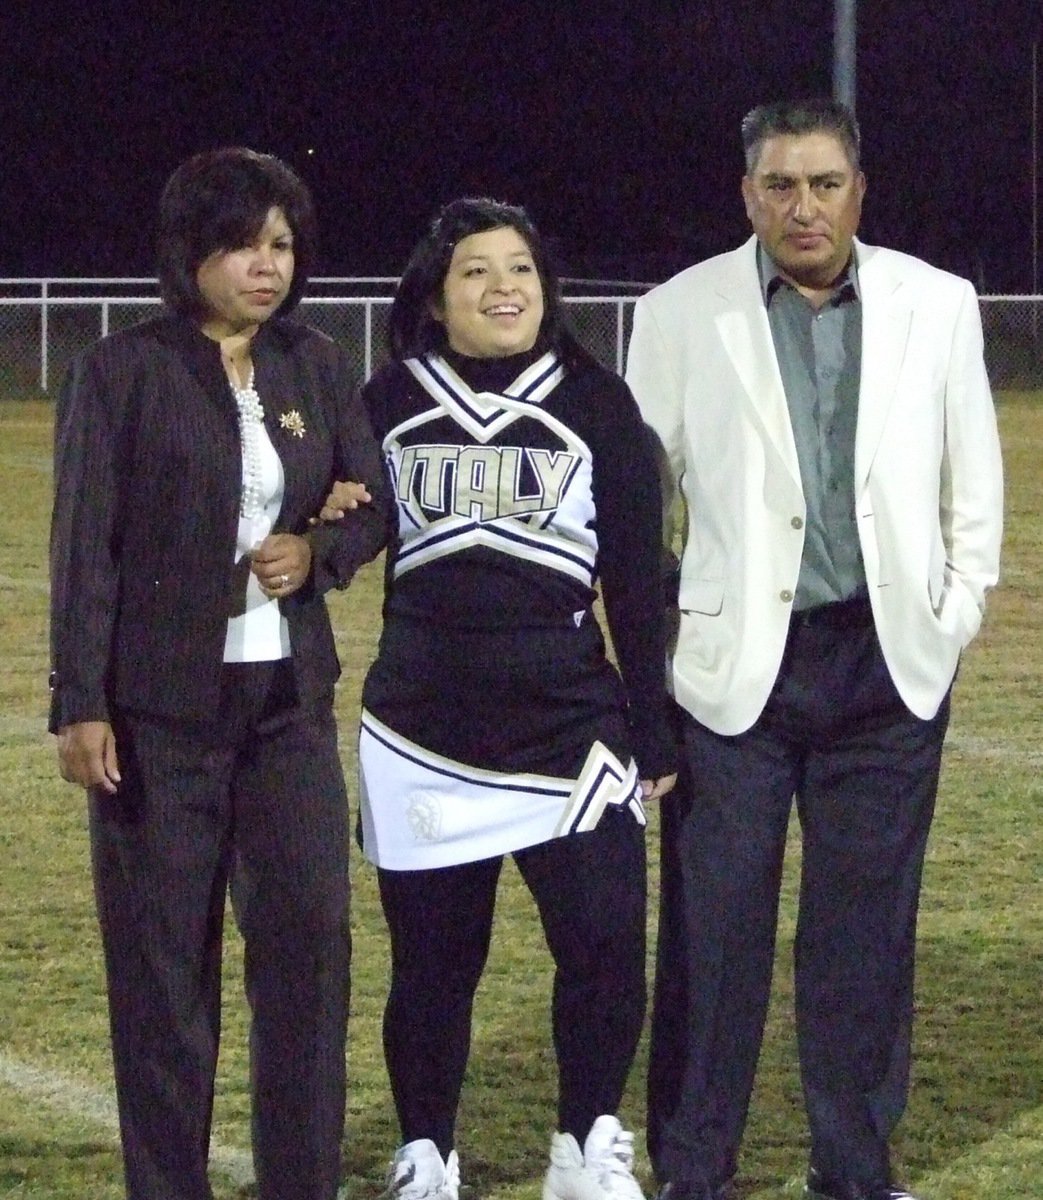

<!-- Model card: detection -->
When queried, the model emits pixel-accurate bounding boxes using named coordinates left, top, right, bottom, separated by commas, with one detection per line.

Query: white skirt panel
left=359, top=709, right=645, bottom=870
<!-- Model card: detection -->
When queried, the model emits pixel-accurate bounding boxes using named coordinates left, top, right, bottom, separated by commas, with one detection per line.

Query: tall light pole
left=1032, top=40, right=1039, bottom=304
left=834, top=0, right=857, bottom=114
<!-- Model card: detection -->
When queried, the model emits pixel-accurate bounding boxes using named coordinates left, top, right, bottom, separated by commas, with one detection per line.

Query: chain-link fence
left=1, top=281, right=1040, bottom=395
left=979, top=297, right=1043, bottom=389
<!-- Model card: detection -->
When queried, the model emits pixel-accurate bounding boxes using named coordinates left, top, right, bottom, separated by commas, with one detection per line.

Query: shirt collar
left=757, top=242, right=861, bottom=306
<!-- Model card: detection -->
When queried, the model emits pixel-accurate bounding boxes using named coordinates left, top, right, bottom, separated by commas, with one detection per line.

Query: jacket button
left=791, top=516, right=803, bottom=529
left=780, top=589, right=794, bottom=603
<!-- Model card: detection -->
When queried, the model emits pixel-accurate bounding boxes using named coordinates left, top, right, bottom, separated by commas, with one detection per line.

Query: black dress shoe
left=805, top=1165, right=919, bottom=1200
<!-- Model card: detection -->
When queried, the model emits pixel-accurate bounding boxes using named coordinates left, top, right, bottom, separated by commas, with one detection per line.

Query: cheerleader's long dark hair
left=388, top=196, right=596, bottom=373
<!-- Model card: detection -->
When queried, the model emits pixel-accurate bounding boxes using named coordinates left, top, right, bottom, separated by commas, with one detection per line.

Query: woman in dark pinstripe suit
left=48, top=148, right=387, bottom=1200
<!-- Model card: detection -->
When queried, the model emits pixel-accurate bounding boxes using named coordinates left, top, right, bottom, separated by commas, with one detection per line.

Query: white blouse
left=223, top=375, right=291, bottom=662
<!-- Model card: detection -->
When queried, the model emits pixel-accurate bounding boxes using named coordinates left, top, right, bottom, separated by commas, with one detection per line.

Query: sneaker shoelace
left=599, top=1127, right=636, bottom=1177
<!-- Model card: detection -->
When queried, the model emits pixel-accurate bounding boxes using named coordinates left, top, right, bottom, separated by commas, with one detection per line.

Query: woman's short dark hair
left=389, top=196, right=587, bottom=367
left=157, top=147, right=316, bottom=319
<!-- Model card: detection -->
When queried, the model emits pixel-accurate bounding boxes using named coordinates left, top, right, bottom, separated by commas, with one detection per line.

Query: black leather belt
left=790, top=595, right=873, bottom=630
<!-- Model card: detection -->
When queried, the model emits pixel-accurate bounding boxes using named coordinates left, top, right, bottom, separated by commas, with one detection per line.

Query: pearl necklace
left=231, top=375, right=266, bottom=521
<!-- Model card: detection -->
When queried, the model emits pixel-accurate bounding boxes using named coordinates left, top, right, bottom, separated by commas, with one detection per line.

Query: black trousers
left=648, top=601, right=950, bottom=1191
left=377, top=808, right=647, bottom=1159
left=89, top=661, right=351, bottom=1200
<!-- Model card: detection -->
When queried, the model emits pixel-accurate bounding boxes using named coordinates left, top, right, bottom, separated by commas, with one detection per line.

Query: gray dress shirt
left=759, top=248, right=868, bottom=611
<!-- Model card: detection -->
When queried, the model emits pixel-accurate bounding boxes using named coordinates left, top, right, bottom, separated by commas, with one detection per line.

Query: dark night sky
left=2, top=0, right=1041, bottom=291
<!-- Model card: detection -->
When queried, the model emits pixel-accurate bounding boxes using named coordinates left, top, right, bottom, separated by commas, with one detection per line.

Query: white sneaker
left=384, top=1138, right=460, bottom=1200
left=543, top=1115, right=645, bottom=1200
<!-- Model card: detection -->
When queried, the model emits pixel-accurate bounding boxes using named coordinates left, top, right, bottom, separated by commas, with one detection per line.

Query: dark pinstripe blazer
left=49, top=312, right=388, bottom=731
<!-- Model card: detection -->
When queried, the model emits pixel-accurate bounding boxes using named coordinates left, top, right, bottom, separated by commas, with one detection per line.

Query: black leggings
left=377, top=808, right=647, bottom=1158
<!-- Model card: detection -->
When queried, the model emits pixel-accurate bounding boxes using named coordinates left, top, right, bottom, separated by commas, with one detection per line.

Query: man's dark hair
left=741, top=99, right=861, bottom=173
left=157, top=147, right=316, bottom=318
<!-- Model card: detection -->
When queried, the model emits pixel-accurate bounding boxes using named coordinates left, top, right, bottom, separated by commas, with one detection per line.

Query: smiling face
left=433, top=225, right=545, bottom=359
left=196, top=206, right=294, bottom=340
left=741, top=130, right=866, bottom=299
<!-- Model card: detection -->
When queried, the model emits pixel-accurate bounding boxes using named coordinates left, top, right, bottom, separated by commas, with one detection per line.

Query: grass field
left=0, top=394, right=1039, bottom=1200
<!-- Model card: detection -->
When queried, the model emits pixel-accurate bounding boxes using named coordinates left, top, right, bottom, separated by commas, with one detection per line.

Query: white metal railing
left=2, top=281, right=1041, bottom=394
left=0, top=280, right=644, bottom=392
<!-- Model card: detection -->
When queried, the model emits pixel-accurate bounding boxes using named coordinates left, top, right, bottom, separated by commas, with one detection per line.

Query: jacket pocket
left=926, top=535, right=949, bottom=616
left=678, top=576, right=724, bottom=616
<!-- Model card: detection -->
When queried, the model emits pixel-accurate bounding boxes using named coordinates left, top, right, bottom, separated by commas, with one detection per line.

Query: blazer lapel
left=715, top=239, right=801, bottom=487
left=253, top=322, right=336, bottom=530
left=154, top=314, right=238, bottom=424
left=854, top=242, right=912, bottom=492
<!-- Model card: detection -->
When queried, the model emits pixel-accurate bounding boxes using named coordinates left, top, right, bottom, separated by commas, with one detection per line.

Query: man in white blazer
left=625, top=100, right=1003, bottom=1200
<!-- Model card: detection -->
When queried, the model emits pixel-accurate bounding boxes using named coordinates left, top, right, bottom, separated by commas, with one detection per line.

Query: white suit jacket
left=625, top=235, right=1003, bottom=735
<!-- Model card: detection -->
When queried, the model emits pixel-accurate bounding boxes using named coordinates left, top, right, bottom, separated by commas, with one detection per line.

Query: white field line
left=944, top=732, right=1043, bottom=769
left=7, top=711, right=1042, bottom=769
left=0, top=1049, right=256, bottom=1187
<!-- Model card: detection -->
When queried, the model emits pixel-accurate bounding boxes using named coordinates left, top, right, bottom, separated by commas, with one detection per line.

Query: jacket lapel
left=253, top=322, right=335, bottom=530
left=853, top=242, right=912, bottom=492
left=154, top=314, right=238, bottom=424
left=716, top=238, right=801, bottom=488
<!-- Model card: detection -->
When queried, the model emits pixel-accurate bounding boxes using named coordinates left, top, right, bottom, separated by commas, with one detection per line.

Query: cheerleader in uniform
left=332, top=198, right=676, bottom=1200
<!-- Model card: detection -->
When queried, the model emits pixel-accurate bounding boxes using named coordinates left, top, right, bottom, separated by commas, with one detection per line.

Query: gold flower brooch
left=279, top=410, right=306, bottom=438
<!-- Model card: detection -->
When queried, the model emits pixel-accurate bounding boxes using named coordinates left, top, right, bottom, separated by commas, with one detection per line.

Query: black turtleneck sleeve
left=566, top=365, right=677, bottom=781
